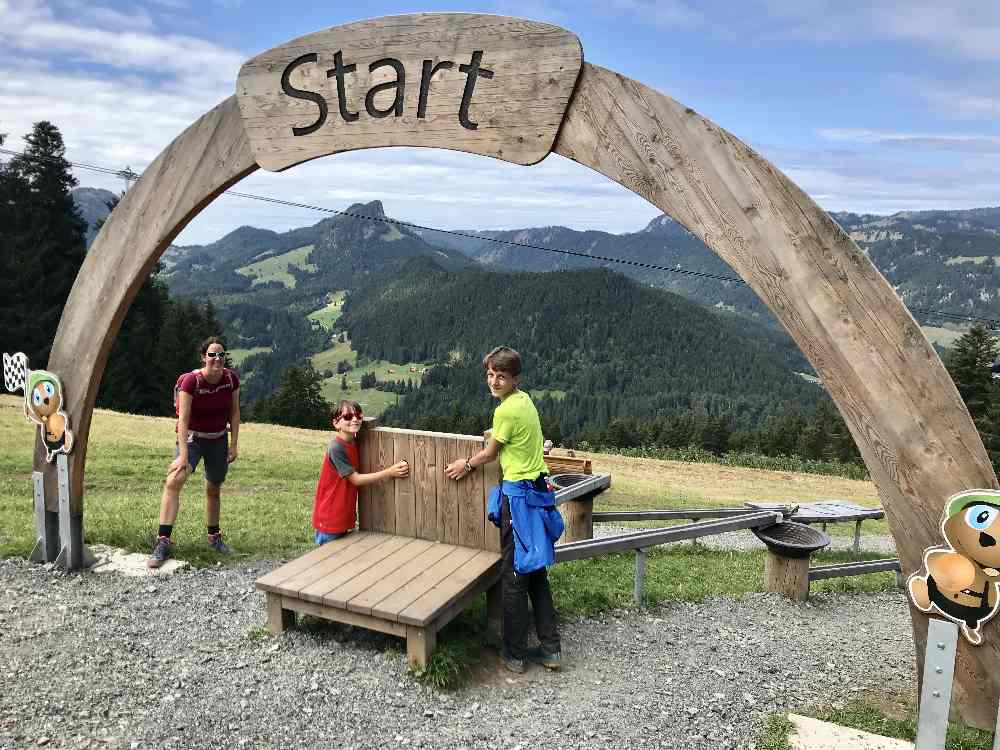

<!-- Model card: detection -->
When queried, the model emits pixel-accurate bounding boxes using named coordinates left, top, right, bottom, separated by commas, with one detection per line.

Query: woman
left=148, top=337, right=241, bottom=568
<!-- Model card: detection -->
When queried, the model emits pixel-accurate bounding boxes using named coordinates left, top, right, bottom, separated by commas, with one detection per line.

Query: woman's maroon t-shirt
left=178, top=368, right=240, bottom=438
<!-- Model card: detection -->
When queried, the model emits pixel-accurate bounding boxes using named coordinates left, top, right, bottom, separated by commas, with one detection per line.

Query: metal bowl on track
left=752, top=521, right=830, bottom=558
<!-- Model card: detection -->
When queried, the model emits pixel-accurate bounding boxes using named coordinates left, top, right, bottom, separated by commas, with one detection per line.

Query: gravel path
left=1, top=555, right=915, bottom=750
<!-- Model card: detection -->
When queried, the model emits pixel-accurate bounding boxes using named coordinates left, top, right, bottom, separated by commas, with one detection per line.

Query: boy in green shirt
left=445, top=346, right=561, bottom=673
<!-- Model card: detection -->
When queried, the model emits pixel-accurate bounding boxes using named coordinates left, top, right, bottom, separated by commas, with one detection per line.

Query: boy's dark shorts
left=175, top=437, right=229, bottom=484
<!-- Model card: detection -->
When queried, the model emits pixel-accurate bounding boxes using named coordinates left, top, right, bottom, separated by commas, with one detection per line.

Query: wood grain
left=483, top=459, right=503, bottom=553
left=437, top=438, right=462, bottom=544
left=393, top=433, right=417, bottom=537
left=412, top=433, right=439, bottom=541
left=555, top=61, right=1000, bottom=728
left=458, top=441, right=486, bottom=549
left=236, top=14, right=582, bottom=171
left=357, top=422, right=376, bottom=530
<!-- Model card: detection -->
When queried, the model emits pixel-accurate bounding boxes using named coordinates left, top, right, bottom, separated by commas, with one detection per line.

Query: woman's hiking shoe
left=526, top=646, right=561, bottom=670
left=207, top=532, right=236, bottom=555
left=147, top=536, right=173, bottom=568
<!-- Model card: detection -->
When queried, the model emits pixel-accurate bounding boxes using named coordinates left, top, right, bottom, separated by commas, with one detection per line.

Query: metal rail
left=554, top=511, right=783, bottom=563
left=807, top=558, right=900, bottom=581
left=592, top=508, right=780, bottom=522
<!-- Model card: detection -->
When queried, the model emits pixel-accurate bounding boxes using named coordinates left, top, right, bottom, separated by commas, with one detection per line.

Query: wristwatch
left=464, top=459, right=473, bottom=475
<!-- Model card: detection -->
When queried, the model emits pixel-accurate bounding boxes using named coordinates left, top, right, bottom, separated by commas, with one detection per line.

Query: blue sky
left=2, top=0, right=999, bottom=245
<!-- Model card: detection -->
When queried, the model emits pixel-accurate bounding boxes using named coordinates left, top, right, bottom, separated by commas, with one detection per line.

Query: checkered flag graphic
left=3, top=352, right=28, bottom=394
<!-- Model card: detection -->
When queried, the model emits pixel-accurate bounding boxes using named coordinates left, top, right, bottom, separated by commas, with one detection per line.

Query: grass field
left=0, top=394, right=885, bottom=565
left=228, top=346, right=270, bottom=366
left=235, top=244, right=316, bottom=288
left=311, top=340, right=428, bottom=417
left=306, top=290, right=347, bottom=331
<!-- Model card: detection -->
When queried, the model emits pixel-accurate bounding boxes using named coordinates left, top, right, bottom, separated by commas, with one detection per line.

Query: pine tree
left=946, top=326, right=1000, bottom=471
left=253, top=363, right=330, bottom=429
left=1, top=122, right=86, bottom=366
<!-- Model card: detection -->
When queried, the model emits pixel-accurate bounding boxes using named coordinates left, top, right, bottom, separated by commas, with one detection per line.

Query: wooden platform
left=256, top=531, right=501, bottom=668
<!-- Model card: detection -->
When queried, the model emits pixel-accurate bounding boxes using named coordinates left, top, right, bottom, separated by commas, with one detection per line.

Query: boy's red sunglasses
left=334, top=410, right=364, bottom=421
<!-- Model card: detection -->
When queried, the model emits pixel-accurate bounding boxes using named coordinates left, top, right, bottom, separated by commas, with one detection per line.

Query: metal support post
left=52, top=454, right=95, bottom=570
left=633, top=547, right=647, bottom=604
left=28, top=472, right=58, bottom=562
left=915, top=618, right=959, bottom=750
left=853, top=520, right=862, bottom=554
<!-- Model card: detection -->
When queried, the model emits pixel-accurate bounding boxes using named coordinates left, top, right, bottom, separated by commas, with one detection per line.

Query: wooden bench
left=255, top=423, right=502, bottom=669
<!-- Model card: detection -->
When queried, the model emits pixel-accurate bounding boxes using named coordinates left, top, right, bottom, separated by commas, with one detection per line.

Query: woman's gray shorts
left=175, top=437, right=229, bottom=484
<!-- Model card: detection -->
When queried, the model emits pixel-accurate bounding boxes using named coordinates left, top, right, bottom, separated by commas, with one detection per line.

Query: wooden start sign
left=236, top=14, right=583, bottom=171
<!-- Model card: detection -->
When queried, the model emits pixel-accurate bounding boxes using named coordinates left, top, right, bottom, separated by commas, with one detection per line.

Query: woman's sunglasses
left=334, top=411, right=363, bottom=422
left=206, top=351, right=227, bottom=359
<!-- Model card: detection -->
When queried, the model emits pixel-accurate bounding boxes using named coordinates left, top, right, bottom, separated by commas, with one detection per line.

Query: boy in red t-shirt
left=313, top=400, right=409, bottom=544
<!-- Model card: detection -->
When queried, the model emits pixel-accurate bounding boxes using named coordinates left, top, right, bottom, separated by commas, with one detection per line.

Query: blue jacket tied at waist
left=488, top=479, right=564, bottom=574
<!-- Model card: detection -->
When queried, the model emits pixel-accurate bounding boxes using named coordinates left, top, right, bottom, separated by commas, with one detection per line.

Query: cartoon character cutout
left=908, top=489, right=1000, bottom=645
left=3, top=352, right=74, bottom=463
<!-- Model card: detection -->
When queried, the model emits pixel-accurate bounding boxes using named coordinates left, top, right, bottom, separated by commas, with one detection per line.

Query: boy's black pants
left=500, top=493, right=561, bottom=659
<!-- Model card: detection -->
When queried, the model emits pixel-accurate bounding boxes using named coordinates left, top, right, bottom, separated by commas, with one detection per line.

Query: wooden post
left=763, top=551, right=811, bottom=601
left=406, top=625, right=436, bottom=670
left=265, top=593, right=296, bottom=634
left=557, top=495, right=594, bottom=543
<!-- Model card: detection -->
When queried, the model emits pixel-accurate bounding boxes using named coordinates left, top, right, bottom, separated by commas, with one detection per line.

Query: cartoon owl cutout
left=908, top=489, right=1000, bottom=645
left=3, top=353, right=74, bottom=463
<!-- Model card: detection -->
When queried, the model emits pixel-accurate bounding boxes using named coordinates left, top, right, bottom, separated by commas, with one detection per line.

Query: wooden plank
left=544, top=455, right=592, bottom=475
left=346, top=542, right=458, bottom=616
left=270, top=533, right=391, bottom=596
left=458, top=441, right=485, bottom=549
left=393, top=433, right=416, bottom=537
left=236, top=14, right=583, bottom=171
left=279, top=595, right=406, bottom=638
left=357, top=423, right=375, bottom=530
left=298, top=535, right=415, bottom=604
left=373, top=426, right=484, bottom=443
left=429, top=572, right=502, bottom=636
left=398, top=550, right=502, bottom=626
left=412, top=433, right=439, bottom=541
left=483, top=459, right=502, bottom=553
left=437, top=437, right=462, bottom=545
left=368, top=429, right=395, bottom=533
left=323, top=538, right=433, bottom=608
left=371, top=545, right=480, bottom=621
left=255, top=532, right=373, bottom=592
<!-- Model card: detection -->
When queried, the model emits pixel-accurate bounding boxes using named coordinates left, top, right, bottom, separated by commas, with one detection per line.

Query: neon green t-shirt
left=492, top=389, right=547, bottom=482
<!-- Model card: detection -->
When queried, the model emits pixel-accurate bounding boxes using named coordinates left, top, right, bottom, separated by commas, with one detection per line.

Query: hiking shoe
left=207, top=532, right=236, bottom=555
left=526, top=646, right=561, bottom=671
left=147, top=536, right=173, bottom=569
left=501, top=653, right=525, bottom=674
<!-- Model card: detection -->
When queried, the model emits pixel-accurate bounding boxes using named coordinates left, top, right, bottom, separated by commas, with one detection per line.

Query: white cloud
left=0, top=0, right=245, bottom=88
left=818, top=129, right=1000, bottom=153
left=758, top=0, right=1000, bottom=60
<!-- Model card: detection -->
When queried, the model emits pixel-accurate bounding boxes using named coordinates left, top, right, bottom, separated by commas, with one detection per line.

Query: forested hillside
left=341, top=260, right=824, bottom=442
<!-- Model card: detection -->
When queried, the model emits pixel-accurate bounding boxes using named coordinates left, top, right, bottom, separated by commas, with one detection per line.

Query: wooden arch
left=42, top=14, right=999, bottom=726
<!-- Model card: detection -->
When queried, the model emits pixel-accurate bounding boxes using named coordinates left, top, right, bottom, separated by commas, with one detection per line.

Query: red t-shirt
left=178, top=368, right=240, bottom=437
left=313, top=437, right=360, bottom=534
